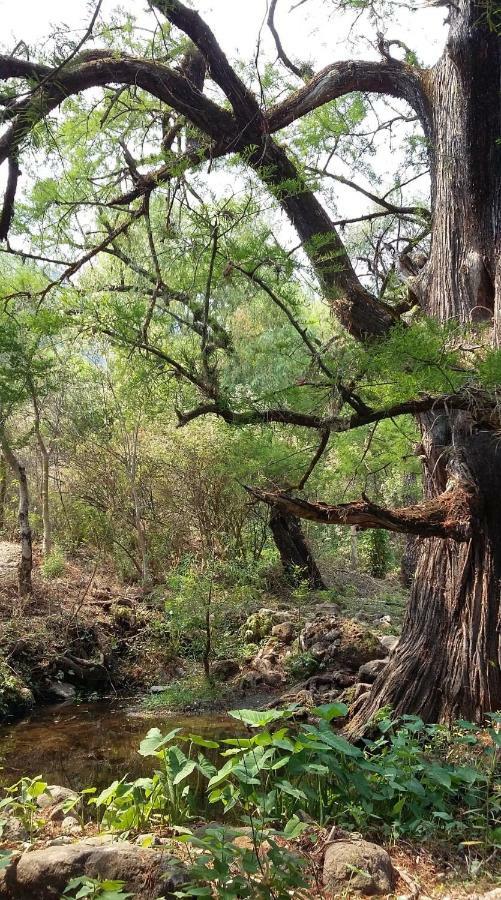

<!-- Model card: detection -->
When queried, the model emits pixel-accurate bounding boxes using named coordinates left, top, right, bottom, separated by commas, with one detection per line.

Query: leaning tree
left=0, top=0, right=499, bottom=725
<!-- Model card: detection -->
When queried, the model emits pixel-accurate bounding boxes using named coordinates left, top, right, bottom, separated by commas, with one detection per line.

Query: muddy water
left=0, top=700, right=239, bottom=792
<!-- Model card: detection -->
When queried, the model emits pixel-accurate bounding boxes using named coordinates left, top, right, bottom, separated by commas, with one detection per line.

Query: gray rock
left=36, top=785, right=78, bottom=810
left=45, top=680, right=76, bottom=701
left=379, top=634, right=399, bottom=653
left=150, top=685, right=170, bottom=693
left=0, top=841, right=187, bottom=900
left=358, top=658, right=388, bottom=683
left=310, top=642, right=328, bottom=659
left=60, top=816, right=82, bottom=836
left=47, top=836, right=73, bottom=847
left=323, top=839, right=395, bottom=895
left=1, top=818, right=27, bottom=842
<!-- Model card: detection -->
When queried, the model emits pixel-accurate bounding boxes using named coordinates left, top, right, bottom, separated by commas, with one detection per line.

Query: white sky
left=0, top=0, right=448, bottom=246
left=1, top=0, right=447, bottom=67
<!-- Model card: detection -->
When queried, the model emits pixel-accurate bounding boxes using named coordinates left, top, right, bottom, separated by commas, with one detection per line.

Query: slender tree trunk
left=0, top=453, right=7, bottom=533
left=39, top=445, right=51, bottom=557
left=350, top=526, right=359, bottom=570
left=131, top=483, right=151, bottom=587
left=351, top=6, right=501, bottom=728
left=31, top=391, right=51, bottom=556
left=269, top=508, right=326, bottom=589
left=0, top=429, right=33, bottom=597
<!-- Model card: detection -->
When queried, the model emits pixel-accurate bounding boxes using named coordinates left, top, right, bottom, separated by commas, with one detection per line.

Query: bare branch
left=267, top=0, right=312, bottom=80
left=0, top=156, right=20, bottom=241
left=295, top=429, right=330, bottom=490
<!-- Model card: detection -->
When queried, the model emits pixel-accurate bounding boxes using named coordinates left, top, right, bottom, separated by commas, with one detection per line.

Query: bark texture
left=269, top=508, right=326, bottom=589
left=350, top=426, right=501, bottom=729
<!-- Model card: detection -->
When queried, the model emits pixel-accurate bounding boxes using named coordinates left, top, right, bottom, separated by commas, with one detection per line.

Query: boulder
left=358, top=658, right=388, bottom=683
left=300, top=617, right=385, bottom=673
left=45, top=680, right=76, bottom=702
left=0, top=819, right=27, bottom=843
left=0, top=840, right=187, bottom=900
left=379, top=634, right=399, bottom=654
left=36, top=785, right=78, bottom=810
left=211, top=659, right=240, bottom=680
left=243, top=608, right=291, bottom=642
left=271, top=623, right=294, bottom=644
left=60, top=816, right=82, bottom=836
left=323, top=839, right=395, bottom=895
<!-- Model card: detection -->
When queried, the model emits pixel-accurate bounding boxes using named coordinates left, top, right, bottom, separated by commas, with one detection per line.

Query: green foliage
left=283, top=651, right=319, bottom=682
left=143, top=674, right=230, bottom=712
left=63, top=876, right=132, bottom=900
left=41, top=547, right=66, bottom=579
left=88, top=709, right=501, bottom=854
left=0, top=776, right=47, bottom=840
left=365, top=530, right=392, bottom=579
left=173, top=827, right=309, bottom=899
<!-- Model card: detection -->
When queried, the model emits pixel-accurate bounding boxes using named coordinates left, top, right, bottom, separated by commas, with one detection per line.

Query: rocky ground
left=0, top=544, right=182, bottom=719
left=0, top=785, right=499, bottom=899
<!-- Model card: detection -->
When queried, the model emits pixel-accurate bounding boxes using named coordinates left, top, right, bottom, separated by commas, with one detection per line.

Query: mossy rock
left=242, top=609, right=275, bottom=642
left=0, top=660, right=34, bottom=719
left=334, top=620, right=387, bottom=671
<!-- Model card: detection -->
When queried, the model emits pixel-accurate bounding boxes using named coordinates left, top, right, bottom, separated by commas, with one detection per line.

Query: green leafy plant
left=63, top=876, right=132, bottom=899
left=0, top=776, right=47, bottom=840
left=283, top=650, right=319, bottom=681
left=173, top=826, right=310, bottom=900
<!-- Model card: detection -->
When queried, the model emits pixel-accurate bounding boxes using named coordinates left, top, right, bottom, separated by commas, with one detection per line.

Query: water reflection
left=0, top=700, right=239, bottom=791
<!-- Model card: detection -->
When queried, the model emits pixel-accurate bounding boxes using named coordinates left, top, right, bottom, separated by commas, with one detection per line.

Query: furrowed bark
left=347, top=1, right=501, bottom=730
left=269, top=508, right=326, bottom=589
left=349, top=424, right=501, bottom=731
left=249, top=478, right=476, bottom=542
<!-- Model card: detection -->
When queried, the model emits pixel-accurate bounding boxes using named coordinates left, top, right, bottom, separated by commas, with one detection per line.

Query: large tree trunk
left=269, top=508, right=326, bottom=589
left=351, top=423, right=501, bottom=728
left=0, top=429, right=33, bottom=597
left=351, top=4, right=501, bottom=727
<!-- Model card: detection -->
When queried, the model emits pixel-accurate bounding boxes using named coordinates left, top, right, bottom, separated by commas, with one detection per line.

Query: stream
left=0, top=699, right=237, bottom=793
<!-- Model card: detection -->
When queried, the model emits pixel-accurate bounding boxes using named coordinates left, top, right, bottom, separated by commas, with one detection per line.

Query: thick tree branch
left=267, top=59, right=431, bottom=136
left=175, top=389, right=487, bottom=433
left=0, top=52, right=236, bottom=165
left=0, top=156, right=20, bottom=241
left=247, top=483, right=475, bottom=541
left=250, top=140, right=398, bottom=338
left=151, top=0, right=262, bottom=131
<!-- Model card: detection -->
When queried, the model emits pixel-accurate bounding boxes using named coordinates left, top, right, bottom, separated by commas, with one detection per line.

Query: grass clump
left=41, top=548, right=66, bottom=579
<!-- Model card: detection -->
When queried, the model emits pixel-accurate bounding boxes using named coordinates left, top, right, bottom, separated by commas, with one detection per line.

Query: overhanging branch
left=247, top=484, right=475, bottom=541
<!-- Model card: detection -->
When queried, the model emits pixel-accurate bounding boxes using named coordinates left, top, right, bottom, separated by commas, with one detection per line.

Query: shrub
left=41, top=547, right=66, bottom=579
left=283, top=651, right=319, bottom=681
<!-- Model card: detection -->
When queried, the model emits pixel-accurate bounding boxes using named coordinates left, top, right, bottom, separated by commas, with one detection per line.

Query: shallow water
left=0, top=699, right=238, bottom=792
